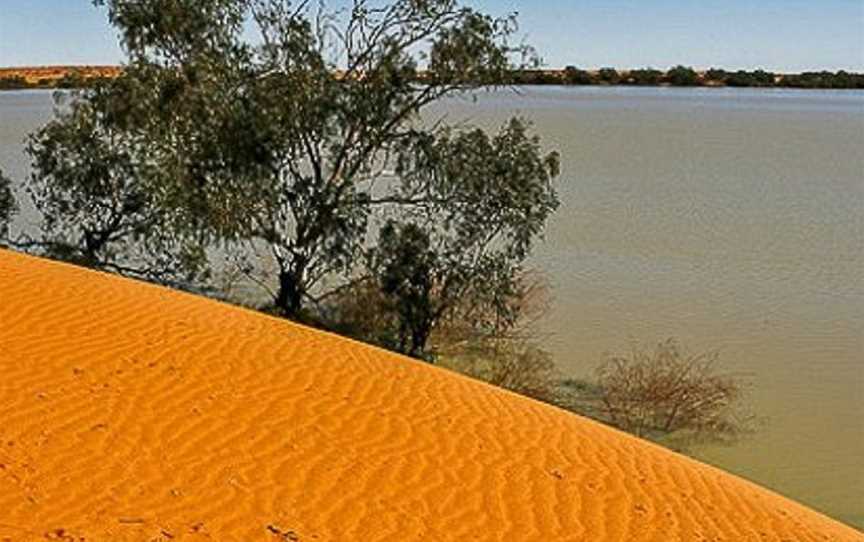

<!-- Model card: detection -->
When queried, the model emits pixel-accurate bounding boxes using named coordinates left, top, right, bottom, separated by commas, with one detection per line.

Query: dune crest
left=0, top=250, right=859, bottom=541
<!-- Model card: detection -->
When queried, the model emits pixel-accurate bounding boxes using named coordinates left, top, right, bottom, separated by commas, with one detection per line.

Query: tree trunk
left=275, top=269, right=304, bottom=318
left=408, top=316, right=433, bottom=361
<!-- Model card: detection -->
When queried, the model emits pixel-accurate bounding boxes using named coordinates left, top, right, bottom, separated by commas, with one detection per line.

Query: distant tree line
left=5, top=65, right=864, bottom=91
left=0, top=70, right=119, bottom=91
left=514, top=66, right=864, bottom=89
left=0, top=76, right=30, bottom=90
left=0, top=75, right=70, bottom=90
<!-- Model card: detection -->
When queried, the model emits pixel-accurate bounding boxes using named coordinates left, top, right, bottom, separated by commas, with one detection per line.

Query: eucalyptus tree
left=371, top=119, right=559, bottom=357
left=7, top=81, right=210, bottom=286
left=9, top=0, right=560, bottom=350
left=84, top=0, right=558, bottom=320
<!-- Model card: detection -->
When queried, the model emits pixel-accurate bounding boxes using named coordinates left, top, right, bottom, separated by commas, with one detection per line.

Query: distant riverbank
left=1, top=65, right=862, bottom=91
left=0, top=66, right=121, bottom=90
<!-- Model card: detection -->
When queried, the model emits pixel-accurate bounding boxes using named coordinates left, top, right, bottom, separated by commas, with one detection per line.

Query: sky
left=0, top=0, right=862, bottom=71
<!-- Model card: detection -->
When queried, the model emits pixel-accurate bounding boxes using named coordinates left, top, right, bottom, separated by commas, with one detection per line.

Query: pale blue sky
left=1, top=0, right=862, bottom=71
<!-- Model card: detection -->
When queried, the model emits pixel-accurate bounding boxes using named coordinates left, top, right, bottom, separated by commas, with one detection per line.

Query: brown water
left=432, top=87, right=864, bottom=529
left=2, top=87, right=863, bottom=528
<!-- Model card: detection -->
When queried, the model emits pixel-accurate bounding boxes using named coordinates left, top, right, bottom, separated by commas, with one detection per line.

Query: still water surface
left=2, top=87, right=863, bottom=528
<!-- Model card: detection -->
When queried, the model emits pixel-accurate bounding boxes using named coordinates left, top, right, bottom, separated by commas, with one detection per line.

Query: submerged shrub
left=595, top=338, right=748, bottom=443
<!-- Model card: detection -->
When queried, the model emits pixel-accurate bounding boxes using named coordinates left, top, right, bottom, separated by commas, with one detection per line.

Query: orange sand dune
left=0, top=249, right=860, bottom=541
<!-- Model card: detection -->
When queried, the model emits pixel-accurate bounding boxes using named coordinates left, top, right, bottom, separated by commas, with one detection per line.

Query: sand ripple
left=0, top=250, right=859, bottom=541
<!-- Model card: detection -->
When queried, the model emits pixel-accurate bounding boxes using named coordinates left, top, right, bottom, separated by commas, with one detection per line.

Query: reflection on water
left=2, top=87, right=863, bottom=528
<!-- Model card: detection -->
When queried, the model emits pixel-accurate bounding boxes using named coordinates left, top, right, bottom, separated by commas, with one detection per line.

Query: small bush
left=595, top=338, right=747, bottom=442
left=597, top=67, right=621, bottom=85
left=666, top=65, right=699, bottom=86
left=564, top=66, right=594, bottom=85
left=437, top=338, right=559, bottom=403
left=430, top=272, right=559, bottom=401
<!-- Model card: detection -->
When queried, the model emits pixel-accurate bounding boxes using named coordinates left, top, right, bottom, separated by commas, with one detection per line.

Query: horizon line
left=2, top=64, right=863, bottom=76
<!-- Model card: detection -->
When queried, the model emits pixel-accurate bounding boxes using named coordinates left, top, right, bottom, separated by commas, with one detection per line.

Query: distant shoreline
left=0, top=65, right=121, bottom=91
left=1, top=65, right=862, bottom=91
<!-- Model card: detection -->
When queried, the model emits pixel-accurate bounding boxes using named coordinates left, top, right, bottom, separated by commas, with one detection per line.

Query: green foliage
left=491, top=66, right=864, bottom=89
left=596, top=67, right=620, bottom=85
left=424, top=271, right=560, bottom=399
left=21, top=82, right=210, bottom=286
left=725, top=69, right=775, bottom=87
left=428, top=9, right=531, bottom=85
left=439, top=338, right=559, bottom=402
left=365, top=118, right=559, bottom=356
left=0, top=76, right=29, bottom=90
left=1, top=0, right=554, bottom=346
left=87, top=0, right=539, bottom=320
left=0, top=73, right=109, bottom=91
left=372, top=222, right=437, bottom=357
left=779, top=70, right=864, bottom=89
left=55, top=70, right=86, bottom=89
left=625, top=68, right=663, bottom=86
left=704, top=68, right=728, bottom=83
left=510, top=70, right=563, bottom=85
left=666, top=65, right=699, bottom=86
left=94, top=0, right=249, bottom=63
left=564, top=66, right=593, bottom=85
left=551, top=377, right=606, bottom=420
left=0, top=171, right=16, bottom=243
left=10, top=0, right=561, bottom=362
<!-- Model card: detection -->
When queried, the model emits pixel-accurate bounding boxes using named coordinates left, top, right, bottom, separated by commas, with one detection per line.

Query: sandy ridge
left=0, top=249, right=860, bottom=541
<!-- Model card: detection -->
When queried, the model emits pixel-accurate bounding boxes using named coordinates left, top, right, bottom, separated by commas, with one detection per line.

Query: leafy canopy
left=6, top=0, right=560, bottom=360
